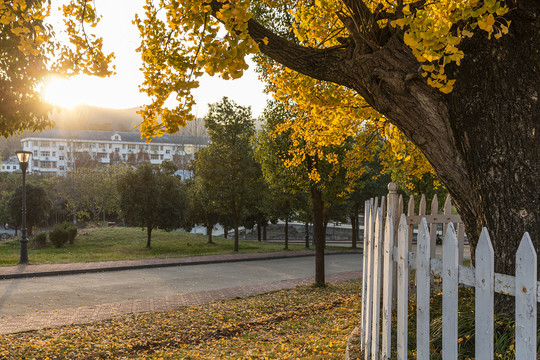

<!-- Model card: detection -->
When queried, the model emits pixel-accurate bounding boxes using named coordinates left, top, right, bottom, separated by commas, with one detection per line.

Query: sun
left=42, top=76, right=85, bottom=109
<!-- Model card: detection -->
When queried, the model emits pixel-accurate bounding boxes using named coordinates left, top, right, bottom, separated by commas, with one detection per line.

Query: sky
left=42, top=0, right=270, bottom=118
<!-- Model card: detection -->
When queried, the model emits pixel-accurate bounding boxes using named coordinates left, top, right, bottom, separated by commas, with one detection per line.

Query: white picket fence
left=359, top=185, right=539, bottom=359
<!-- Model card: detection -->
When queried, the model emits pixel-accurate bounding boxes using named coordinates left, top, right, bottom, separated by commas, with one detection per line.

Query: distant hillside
left=51, top=105, right=142, bottom=132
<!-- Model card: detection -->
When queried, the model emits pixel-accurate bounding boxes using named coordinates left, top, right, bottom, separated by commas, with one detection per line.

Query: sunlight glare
left=42, top=76, right=83, bottom=109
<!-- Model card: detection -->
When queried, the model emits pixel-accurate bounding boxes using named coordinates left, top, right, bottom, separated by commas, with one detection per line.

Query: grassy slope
left=0, top=226, right=312, bottom=266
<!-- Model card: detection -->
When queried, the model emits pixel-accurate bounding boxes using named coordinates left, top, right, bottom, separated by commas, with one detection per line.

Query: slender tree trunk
left=206, top=224, right=213, bottom=244
left=350, top=214, right=358, bottom=249
left=257, top=224, right=261, bottom=241
left=304, top=221, right=310, bottom=249
left=233, top=221, right=239, bottom=252
left=146, top=227, right=152, bottom=248
left=223, top=226, right=228, bottom=239
left=311, top=184, right=325, bottom=286
left=284, top=217, right=289, bottom=250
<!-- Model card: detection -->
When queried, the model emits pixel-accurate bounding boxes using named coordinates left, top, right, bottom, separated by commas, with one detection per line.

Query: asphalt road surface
left=0, top=253, right=362, bottom=317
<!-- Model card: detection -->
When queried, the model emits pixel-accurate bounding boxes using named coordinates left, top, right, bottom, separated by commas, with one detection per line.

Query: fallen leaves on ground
left=0, top=280, right=361, bottom=359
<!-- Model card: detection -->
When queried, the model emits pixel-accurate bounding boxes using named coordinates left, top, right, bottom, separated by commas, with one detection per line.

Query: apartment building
left=20, top=129, right=208, bottom=175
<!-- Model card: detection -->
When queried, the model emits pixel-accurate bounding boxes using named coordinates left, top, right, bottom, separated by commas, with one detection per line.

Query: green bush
left=49, top=225, right=70, bottom=248
left=31, top=233, right=48, bottom=249
left=61, top=222, right=77, bottom=244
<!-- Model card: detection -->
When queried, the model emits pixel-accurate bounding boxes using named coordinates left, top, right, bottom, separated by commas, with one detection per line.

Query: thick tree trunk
left=262, top=224, right=267, bottom=241
left=244, top=1, right=539, bottom=277
left=257, top=223, right=261, bottom=241
left=311, top=184, right=326, bottom=286
left=445, top=8, right=540, bottom=277
left=284, top=217, right=289, bottom=250
left=146, top=227, right=152, bottom=248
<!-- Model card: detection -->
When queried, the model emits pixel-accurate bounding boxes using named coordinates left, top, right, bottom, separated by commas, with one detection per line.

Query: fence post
left=442, top=223, right=458, bottom=359
left=429, top=195, right=438, bottom=259
left=371, top=207, right=384, bottom=359
left=416, top=218, right=430, bottom=360
left=387, top=183, right=400, bottom=322
left=364, top=197, right=378, bottom=359
left=396, top=214, right=409, bottom=360
left=475, top=228, right=494, bottom=360
left=515, top=233, right=537, bottom=360
left=360, top=200, right=371, bottom=351
left=381, top=214, right=394, bottom=359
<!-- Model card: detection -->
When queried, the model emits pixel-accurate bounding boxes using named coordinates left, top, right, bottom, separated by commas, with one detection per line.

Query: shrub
left=31, top=232, right=48, bottom=249
left=49, top=225, right=70, bottom=248
left=62, top=222, right=77, bottom=244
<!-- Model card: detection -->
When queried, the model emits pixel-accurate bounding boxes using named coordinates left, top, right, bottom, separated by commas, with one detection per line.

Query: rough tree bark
left=236, top=0, right=539, bottom=277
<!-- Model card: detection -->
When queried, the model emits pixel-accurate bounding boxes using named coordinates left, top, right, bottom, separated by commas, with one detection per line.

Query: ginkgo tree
left=134, top=0, right=539, bottom=277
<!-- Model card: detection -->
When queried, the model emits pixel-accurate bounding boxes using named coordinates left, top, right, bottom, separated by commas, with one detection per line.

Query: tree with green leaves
left=193, top=97, right=263, bottom=252
left=3, top=183, right=52, bottom=235
left=255, top=100, right=365, bottom=284
left=182, top=178, right=221, bottom=244
left=117, top=165, right=185, bottom=248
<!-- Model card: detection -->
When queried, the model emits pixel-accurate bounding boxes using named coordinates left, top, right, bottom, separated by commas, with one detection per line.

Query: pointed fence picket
left=359, top=183, right=539, bottom=359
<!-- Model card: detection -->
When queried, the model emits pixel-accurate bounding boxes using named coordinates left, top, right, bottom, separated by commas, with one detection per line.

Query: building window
left=33, top=160, right=39, bottom=167
left=165, top=149, right=170, bottom=154
left=159, top=154, right=163, bottom=160
left=59, top=156, right=65, bottom=161
left=40, top=151, right=50, bottom=157
left=128, top=144, right=136, bottom=150
left=59, top=166, right=65, bottom=171
left=52, top=151, right=56, bottom=157
left=41, top=141, right=49, bottom=147
left=122, top=154, right=126, bottom=160
left=109, top=144, right=112, bottom=149
left=59, top=145, right=64, bottom=150
left=5, top=166, right=9, bottom=170
left=151, top=145, right=159, bottom=151
left=98, top=153, right=107, bottom=159
left=151, top=154, right=159, bottom=160
left=115, top=148, right=120, bottom=152
left=33, top=150, right=38, bottom=156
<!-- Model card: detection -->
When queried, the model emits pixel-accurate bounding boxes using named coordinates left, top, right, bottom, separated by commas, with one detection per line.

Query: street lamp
left=16, top=150, right=32, bottom=265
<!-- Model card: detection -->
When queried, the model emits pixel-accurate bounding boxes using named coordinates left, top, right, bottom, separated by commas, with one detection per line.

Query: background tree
left=3, top=183, right=52, bottom=235
left=255, top=100, right=376, bottom=284
left=192, top=97, right=263, bottom=252
left=182, top=178, right=220, bottom=244
left=136, top=0, right=539, bottom=278
left=117, top=165, right=185, bottom=248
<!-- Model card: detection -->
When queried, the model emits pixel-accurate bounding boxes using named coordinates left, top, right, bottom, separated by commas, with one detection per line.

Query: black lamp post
left=16, top=150, right=32, bottom=265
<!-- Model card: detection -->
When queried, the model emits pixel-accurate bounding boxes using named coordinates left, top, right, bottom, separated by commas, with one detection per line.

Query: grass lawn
left=0, top=280, right=361, bottom=359
left=0, top=226, right=318, bottom=266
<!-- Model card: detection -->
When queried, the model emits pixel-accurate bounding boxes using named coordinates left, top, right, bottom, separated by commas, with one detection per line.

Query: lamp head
left=16, top=150, right=32, bottom=165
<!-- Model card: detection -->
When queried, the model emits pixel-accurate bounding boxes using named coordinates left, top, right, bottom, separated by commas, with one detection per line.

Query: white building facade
left=20, top=130, right=208, bottom=176
left=0, top=156, right=21, bottom=173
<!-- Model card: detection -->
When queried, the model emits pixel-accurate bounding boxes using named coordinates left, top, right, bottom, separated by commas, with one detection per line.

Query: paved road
left=0, top=253, right=362, bottom=317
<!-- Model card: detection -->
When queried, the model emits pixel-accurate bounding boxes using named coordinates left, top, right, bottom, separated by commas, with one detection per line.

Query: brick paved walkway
left=0, top=251, right=362, bottom=334
left=0, top=270, right=361, bottom=334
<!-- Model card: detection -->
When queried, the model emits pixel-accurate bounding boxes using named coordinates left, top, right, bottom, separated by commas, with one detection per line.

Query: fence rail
left=359, top=183, right=539, bottom=359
